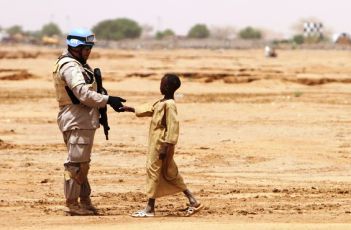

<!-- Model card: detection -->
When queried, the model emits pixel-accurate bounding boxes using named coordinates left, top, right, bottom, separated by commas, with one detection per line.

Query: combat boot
left=80, top=197, right=98, bottom=214
left=65, top=199, right=94, bottom=216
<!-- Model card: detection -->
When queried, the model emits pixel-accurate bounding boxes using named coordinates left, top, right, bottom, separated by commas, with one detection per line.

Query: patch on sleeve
left=69, top=66, right=86, bottom=88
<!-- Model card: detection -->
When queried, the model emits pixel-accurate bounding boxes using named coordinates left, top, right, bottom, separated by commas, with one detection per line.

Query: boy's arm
left=125, top=103, right=154, bottom=117
left=164, top=102, right=179, bottom=144
left=121, top=106, right=135, bottom=112
left=159, top=144, right=170, bottom=160
left=159, top=102, right=179, bottom=160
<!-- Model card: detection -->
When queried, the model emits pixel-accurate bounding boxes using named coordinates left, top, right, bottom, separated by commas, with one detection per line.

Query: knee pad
left=64, top=164, right=79, bottom=181
left=76, top=162, right=90, bottom=184
left=64, top=162, right=90, bottom=184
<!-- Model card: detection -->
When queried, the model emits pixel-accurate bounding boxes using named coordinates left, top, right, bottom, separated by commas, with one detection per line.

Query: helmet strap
left=68, top=46, right=87, bottom=64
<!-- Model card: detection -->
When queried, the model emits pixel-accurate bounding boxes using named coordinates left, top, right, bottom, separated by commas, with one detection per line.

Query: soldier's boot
left=80, top=197, right=98, bottom=214
left=65, top=199, right=94, bottom=216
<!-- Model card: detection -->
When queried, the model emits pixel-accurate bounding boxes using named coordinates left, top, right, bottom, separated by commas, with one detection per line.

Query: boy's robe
left=135, top=99, right=187, bottom=198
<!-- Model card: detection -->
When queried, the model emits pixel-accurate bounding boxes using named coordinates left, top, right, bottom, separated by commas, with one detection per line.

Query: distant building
left=332, top=33, right=351, bottom=45
left=303, top=22, right=323, bottom=38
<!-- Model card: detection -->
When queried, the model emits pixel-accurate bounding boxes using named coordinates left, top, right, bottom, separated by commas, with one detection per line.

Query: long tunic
left=135, top=99, right=187, bottom=198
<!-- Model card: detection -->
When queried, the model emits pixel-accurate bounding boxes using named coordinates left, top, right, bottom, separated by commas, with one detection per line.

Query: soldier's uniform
left=53, top=51, right=108, bottom=215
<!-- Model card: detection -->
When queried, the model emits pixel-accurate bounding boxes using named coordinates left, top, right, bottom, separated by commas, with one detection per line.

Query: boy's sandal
left=131, top=210, right=155, bottom=218
left=184, top=203, right=204, bottom=217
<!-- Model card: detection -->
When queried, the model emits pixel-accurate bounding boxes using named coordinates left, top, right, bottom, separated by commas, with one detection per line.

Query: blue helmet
left=66, top=28, right=95, bottom=47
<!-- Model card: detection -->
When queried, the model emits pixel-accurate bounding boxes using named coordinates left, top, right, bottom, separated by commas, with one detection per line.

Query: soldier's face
left=81, top=46, right=92, bottom=61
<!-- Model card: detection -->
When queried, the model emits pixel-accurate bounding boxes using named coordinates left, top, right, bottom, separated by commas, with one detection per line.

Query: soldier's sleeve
left=72, top=84, right=108, bottom=108
left=164, top=102, right=179, bottom=144
left=60, top=62, right=85, bottom=89
left=135, top=103, right=154, bottom=117
left=61, top=63, right=108, bottom=108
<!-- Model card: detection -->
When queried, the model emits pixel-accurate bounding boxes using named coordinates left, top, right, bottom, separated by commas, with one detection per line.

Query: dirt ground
left=1, top=45, right=351, bottom=229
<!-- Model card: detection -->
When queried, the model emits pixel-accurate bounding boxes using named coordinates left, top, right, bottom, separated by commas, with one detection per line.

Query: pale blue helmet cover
left=66, top=28, right=95, bottom=47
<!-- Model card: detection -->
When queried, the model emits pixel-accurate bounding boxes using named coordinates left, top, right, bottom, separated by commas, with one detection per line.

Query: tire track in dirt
left=1, top=137, right=351, bottom=221
left=1, top=87, right=351, bottom=105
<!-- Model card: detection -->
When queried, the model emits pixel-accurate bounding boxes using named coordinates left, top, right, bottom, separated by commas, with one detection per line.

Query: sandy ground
left=1, top=45, right=351, bottom=229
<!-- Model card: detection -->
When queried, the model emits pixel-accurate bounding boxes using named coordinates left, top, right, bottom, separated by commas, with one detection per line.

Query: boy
left=122, top=74, right=203, bottom=217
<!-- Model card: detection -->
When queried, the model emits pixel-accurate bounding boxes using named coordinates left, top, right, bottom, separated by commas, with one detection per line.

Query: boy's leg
left=145, top=198, right=155, bottom=213
left=183, top=189, right=203, bottom=216
left=131, top=198, right=156, bottom=217
left=183, top=189, right=200, bottom=207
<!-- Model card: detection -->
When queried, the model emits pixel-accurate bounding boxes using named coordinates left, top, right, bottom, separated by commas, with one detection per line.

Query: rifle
left=94, top=68, right=110, bottom=140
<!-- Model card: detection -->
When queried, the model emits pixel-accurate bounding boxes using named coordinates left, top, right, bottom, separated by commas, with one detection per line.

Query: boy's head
left=160, top=74, right=181, bottom=95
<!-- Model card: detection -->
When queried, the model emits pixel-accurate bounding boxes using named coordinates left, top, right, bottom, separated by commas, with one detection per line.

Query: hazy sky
left=0, top=0, right=349, bottom=37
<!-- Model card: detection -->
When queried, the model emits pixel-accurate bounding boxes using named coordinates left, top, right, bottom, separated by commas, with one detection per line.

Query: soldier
left=52, top=28, right=126, bottom=215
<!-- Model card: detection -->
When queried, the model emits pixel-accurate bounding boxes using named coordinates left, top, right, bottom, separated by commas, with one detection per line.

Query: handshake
left=107, top=96, right=127, bottom=112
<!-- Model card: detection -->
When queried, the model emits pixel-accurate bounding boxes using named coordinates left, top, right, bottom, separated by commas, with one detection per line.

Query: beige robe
left=135, top=99, right=187, bottom=198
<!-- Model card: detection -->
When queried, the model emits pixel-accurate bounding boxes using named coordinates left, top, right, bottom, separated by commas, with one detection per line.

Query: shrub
left=292, top=34, right=304, bottom=44
left=156, top=29, right=175, bottom=39
left=187, top=24, right=210, bottom=39
left=6, top=25, right=23, bottom=36
left=238, top=26, right=262, bottom=39
left=41, top=22, right=62, bottom=37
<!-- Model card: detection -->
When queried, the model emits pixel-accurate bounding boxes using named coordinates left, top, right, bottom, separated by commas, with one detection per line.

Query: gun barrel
left=94, top=68, right=103, bottom=92
left=95, top=68, right=110, bottom=141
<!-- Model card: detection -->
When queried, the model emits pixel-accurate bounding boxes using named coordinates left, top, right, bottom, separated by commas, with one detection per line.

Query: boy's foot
left=184, top=203, right=204, bottom=217
left=131, top=209, right=155, bottom=218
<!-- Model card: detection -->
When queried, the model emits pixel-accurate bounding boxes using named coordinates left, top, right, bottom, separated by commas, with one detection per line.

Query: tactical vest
left=53, top=56, right=97, bottom=106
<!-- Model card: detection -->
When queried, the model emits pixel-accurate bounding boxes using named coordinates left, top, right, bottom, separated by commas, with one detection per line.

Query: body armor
left=53, top=56, right=97, bottom=106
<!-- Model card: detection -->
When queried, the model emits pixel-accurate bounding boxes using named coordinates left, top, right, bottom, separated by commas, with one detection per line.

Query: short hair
left=164, top=73, right=181, bottom=92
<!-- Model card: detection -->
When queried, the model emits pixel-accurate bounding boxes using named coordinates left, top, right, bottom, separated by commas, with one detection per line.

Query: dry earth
left=1, top=45, right=351, bottom=229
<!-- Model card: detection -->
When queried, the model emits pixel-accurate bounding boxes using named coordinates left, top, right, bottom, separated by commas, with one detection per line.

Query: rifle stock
left=94, top=68, right=110, bottom=140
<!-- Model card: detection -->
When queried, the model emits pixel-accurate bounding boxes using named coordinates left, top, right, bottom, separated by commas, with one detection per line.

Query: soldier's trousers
left=62, top=129, right=95, bottom=201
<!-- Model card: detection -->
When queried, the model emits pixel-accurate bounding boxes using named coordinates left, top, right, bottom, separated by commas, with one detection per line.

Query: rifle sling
left=65, top=86, right=80, bottom=104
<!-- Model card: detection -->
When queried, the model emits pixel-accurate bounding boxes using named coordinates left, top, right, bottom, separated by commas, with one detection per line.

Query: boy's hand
left=159, top=144, right=168, bottom=160
left=120, top=106, right=135, bottom=113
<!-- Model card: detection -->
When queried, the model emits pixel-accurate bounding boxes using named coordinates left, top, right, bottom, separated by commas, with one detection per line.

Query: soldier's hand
left=101, top=87, right=108, bottom=96
left=107, top=96, right=126, bottom=112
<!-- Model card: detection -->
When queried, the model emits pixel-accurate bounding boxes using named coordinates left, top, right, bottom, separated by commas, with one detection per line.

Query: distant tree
left=187, top=24, right=210, bottom=39
left=292, top=34, right=304, bottom=44
left=6, top=25, right=23, bottom=35
left=92, top=18, right=142, bottom=40
left=26, top=30, right=42, bottom=40
left=238, top=26, right=262, bottom=39
left=41, top=22, right=62, bottom=37
left=156, top=29, right=175, bottom=39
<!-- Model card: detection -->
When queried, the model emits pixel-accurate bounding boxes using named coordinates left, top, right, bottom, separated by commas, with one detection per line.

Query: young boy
left=122, top=74, right=203, bottom=217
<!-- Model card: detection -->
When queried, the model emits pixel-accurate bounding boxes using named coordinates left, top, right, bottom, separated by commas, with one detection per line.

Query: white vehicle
left=0, top=30, right=10, bottom=42
left=264, top=45, right=277, bottom=58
